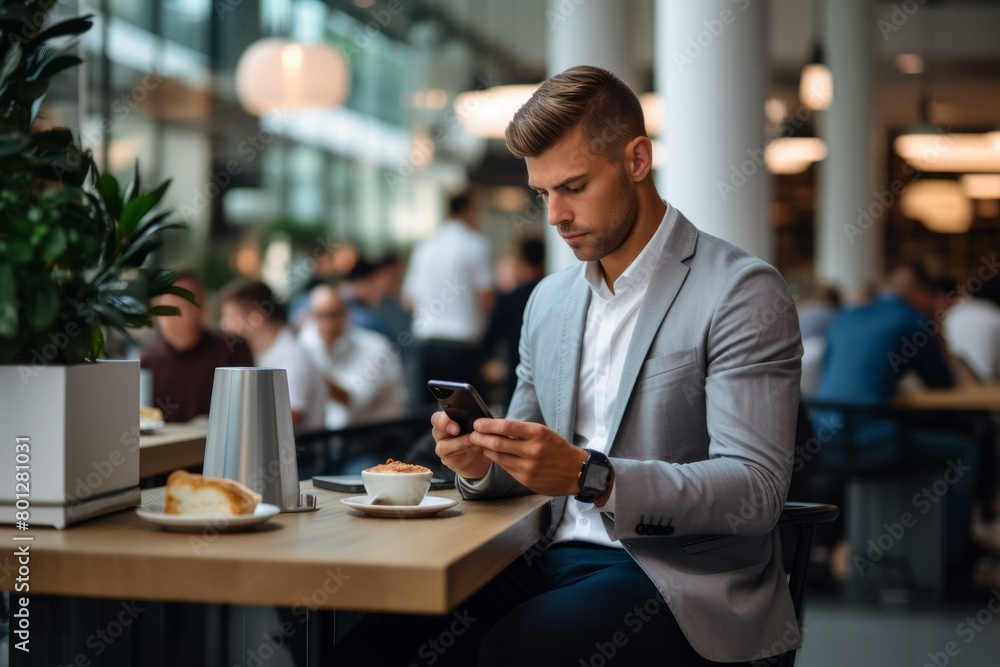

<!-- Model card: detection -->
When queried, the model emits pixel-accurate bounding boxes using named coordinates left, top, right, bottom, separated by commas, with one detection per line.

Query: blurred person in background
left=814, top=262, right=979, bottom=580
left=219, top=279, right=326, bottom=432
left=798, top=283, right=841, bottom=397
left=141, top=272, right=253, bottom=422
left=481, top=237, right=546, bottom=408
left=372, top=254, right=412, bottom=342
left=340, top=257, right=395, bottom=340
left=402, top=191, right=494, bottom=400
left=298, top=284, right=407, bottom=429
left=945, top=277, right=1000, bottom=384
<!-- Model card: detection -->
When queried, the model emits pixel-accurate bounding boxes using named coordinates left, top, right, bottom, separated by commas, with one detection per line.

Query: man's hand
left=431, top=411, right=492, bottom=480
left=469, top=419, right=589, bottom=497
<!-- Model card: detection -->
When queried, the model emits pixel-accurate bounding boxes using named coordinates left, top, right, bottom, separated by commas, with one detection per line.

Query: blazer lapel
left=555, top=266, right=590, bottom=443
left=605, top=208, right=698, bottom=454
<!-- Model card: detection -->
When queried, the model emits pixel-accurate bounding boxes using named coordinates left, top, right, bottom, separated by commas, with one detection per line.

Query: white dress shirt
left=258, top=328, right=327, bottom=432
left=466, top=204, right=674, bottom=549
left=402, top=220, right=493, bottom=343
left=298, top=321, right=408, bottom=429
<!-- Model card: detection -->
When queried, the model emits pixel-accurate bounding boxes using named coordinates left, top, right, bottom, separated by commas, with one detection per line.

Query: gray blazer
left=458, top=207, right=803, bottom=663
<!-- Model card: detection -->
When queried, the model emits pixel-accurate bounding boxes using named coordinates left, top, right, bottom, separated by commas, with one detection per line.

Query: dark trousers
left=322, top=542, right=752, bottom=667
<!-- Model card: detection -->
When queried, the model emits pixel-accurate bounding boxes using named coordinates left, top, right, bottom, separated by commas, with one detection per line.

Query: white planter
left=0, top=359, right=141, bottom=528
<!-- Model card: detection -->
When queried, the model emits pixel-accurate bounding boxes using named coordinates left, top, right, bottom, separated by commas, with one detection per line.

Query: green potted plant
left=0, top=1, right=194, bottom=527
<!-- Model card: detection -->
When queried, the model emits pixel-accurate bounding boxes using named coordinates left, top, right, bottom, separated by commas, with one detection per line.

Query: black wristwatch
left=575, top=449, right=613, bottom=503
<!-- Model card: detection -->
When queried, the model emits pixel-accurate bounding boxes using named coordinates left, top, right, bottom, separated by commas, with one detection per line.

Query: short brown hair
left=220, top=278, right=286, bottom=323
left=504, top=66, right=646, bottom=161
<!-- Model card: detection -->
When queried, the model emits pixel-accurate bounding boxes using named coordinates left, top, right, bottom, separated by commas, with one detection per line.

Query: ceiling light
left=235, top=38, right=350, bottom=116
left=454, top=84, right=538, bottom=139
left=960, top=174, right=1000, bottom=200
left=900, top=179, right=973, bottom=233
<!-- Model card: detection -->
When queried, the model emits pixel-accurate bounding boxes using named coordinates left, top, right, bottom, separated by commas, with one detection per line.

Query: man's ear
left=247, top=310, right=265, bottom=329
left=623, top=136, right=654, bottom=182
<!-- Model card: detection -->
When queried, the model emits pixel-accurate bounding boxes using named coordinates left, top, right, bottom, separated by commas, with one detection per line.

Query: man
left=218, top=279, right=326, bottom=433
left=140, top=272, right=253, bottom=422
left=815, top=263, right=977, bottom=572
left=329, top=66, right=802, bottom=666
left=298, top=284, right=407, bottom=429
left=340, top=258, right=395, bottom=340
left=402, top=191, right=494, bottom=395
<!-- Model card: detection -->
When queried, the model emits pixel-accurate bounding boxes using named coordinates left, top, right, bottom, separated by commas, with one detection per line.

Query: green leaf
left=0, top=130, right=30, bottom=156
left=5, top=240, right=31, bottom=264
left=106, top=294, right=146, bottom=315
left=149, top=269, right=178, bottom=291
left=25, top=278, right=58, bottom=334
left=117, top=193, right=153, bottom=240
left=28, top=54, right=82, bottom=83
left=124, top=162, right=141, bottom=204
left=147, top=305, right=180, bottom=317
left=40, top=226, right=67, bottom=262
left=161, top=285, right=197, bottom=305
left=119, top=239, right=162, bottom=268
left=146, top=178, right=172, bottom=208
left=0, top=263, right=17, bottom=337
left=26, top=16, right=94, bottom=49
left=0, top=40, right=21, bottom=92
left=98, top=173, right=122, bottom=220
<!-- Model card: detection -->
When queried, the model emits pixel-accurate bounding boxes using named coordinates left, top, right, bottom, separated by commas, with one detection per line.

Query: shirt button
left=608, top=303, right=616, bottom=311
left=598, top=366, right=607, bottom=376
left=580, top=517, right=589, bottom=526
left=596, top=429, right=605, bottom=438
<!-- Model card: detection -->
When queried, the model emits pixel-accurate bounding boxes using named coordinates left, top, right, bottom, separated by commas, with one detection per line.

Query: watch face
left=586, top=464, right=610, bottom=490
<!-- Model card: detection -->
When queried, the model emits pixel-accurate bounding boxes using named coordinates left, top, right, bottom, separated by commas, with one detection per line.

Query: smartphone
left=427, top=380, right=493, bottom=435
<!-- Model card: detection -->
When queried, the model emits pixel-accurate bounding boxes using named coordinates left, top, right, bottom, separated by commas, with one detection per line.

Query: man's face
left=310, top=288, right=348, bottom=346
left=219, top=301, right=257, bottom=340
left=525, top=126, right=638, bottom=262
left=155, top=277, right=203, bottom=342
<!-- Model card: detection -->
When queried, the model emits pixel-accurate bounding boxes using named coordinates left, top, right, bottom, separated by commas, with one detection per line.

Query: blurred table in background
left=893, top=385, right=1000, bottom=411
left=139, top=416, right=208, bottom=478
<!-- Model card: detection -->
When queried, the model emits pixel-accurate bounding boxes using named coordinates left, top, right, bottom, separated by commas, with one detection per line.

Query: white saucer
left=135, top=503, right=281, bottom=532
left=340, top=495, right=458, bottom=518
left=139, top=419, right=165, bottom=433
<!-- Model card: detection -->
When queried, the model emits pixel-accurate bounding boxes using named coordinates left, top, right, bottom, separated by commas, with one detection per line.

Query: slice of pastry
left=164, top=470, right=261, bottom=516
left=139, top=406, right=164, bottom=422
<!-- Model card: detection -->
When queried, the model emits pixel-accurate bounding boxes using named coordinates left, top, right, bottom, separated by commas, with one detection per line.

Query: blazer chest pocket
left=637, top=347, right=699, bottom=385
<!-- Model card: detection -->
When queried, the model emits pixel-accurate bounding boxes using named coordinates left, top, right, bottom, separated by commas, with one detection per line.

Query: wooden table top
left=0, top=483, right=550, bottom=615
left=892, top=385, right=1000, bottom=411
left=139, top=418, right=208, bottom=478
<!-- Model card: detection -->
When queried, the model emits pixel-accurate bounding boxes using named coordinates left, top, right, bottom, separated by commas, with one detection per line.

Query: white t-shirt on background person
left=258, top=327, right=327, bottom=432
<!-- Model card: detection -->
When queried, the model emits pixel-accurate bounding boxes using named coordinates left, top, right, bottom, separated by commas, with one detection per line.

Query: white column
left=816, top=0, right=879, bottom=296
left=544, top=0, right=643, bottom=273
left=656, top=0, right=772, bottom=263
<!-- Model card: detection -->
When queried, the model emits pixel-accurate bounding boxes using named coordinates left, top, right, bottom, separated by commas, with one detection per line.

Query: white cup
left=361, top=470, right=432, bottom=506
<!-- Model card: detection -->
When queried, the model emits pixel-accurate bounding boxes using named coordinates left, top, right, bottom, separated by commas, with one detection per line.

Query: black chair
left=773, top=502, right=841, bottom=667
left=799, top=398, right=952, bottom=603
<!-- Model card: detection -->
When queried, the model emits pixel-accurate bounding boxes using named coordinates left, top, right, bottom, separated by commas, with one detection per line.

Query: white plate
left=135, top=503, right=281, bottom=532
left=340, top=495, right=458, bottom=518
left=139, top=420, right=165, bottom=433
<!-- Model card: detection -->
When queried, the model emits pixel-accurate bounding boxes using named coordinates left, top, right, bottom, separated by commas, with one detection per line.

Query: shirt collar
left=584, top=201, right=673, bottom=298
